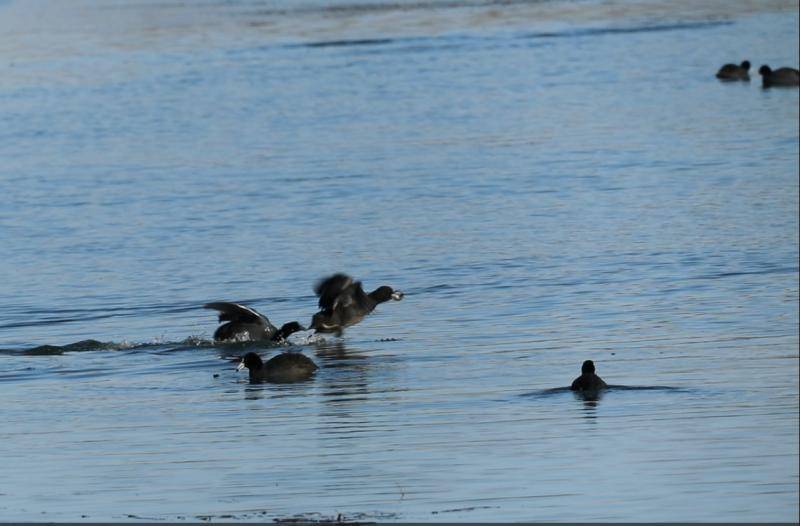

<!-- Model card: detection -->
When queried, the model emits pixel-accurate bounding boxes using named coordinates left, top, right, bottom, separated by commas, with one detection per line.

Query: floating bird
left=204, top=302, right=304, bottom=342
left=716, top=60, right=751, bottom=81
left=570, top=360, right=608, bottom=392
left=758, top=65, right=800, bottom=87
left=236, top=351, right=318, bottom=382
left=310, top=273, right=403, bottom=336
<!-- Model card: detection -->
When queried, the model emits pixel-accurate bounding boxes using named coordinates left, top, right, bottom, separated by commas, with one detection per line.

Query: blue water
left=1, top=0, right=798, bottom=522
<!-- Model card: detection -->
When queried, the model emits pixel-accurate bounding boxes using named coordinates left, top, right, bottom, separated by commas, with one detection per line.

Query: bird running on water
left=309, top=273, right=403, bottom=336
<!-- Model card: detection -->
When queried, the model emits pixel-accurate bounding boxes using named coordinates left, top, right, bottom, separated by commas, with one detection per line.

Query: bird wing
left=349, top=281, right=371, bottom=310
left=314, top=273, right=354, bottom=312
left=203, top=302, right=267, bottom=324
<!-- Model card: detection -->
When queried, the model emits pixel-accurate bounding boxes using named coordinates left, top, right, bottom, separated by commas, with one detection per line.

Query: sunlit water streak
left=0, top=0, right=798, bottom=522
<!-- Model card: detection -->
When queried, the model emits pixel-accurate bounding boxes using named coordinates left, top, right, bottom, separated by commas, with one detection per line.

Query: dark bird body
left=237, top=351, right=318, bottom=382
left=310, top=273, right=403, bottom=336
left=716, top=60, right=751, bottom=81
left=758, top=65, right=800, bottom=87
left=570, top=360, right=608, bottom=392
left=204, top=302, right=304, bottom=342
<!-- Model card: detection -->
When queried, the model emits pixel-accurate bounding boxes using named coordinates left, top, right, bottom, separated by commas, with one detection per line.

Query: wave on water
left=290, top=20, right=733, bottom=50
left=0, top=303, right=202, bottom=331
left=247, top=0, right=565, bottom=17
left=521, top=20, right=732, bottom=40
left=0, top=296, right=299, bottom=332
left=303, top=37, right=396, bottom=48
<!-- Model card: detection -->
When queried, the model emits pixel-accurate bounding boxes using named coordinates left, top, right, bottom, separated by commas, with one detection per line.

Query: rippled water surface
left=1, top=0, right=798, bottom=522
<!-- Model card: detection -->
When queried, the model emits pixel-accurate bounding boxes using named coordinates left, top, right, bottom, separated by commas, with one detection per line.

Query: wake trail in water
left=522, top=385, right=687, bottom=398
left=0, top=336, right=215, bottom=356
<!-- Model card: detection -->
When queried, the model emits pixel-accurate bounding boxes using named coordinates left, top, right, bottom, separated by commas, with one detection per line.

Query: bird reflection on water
left=576, top=390, right=603, bottom=420
left=315, top=341, right=374, bottom=406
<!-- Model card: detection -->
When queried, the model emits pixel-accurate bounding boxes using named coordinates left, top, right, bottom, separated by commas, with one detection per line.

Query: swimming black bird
left=204, top=302, right=305, bottom=342
left=236, top=351, right=318, bottom=382
left=758, top=65, right=800, bottom=87
left=309, top=273, right=403, bottom=336
left=715, top=60, right=750, bottom=81
left=571, top=360, right=608, bottom=392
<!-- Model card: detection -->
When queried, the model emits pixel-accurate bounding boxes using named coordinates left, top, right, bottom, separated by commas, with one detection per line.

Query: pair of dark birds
left=204, top=273, right=403, bottom=343
left=716, top=60, right=800, bottom=87
left=237, top=355, right=606, bottom=387
left=238, top=353, right=609, bottom=390
left=206, top=273, right=403, bottom=382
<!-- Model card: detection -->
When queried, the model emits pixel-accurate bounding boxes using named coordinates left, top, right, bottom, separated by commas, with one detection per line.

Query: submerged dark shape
left=758, top=65, right=800, bottom=87
left=715, top=60, right=750, bottom=81
left=570, top=360, right=608, bottom=393
left=204, top=302, right=305, bottom=343
left=23, top=339, right=108, bottom=355
left=236, top=351, right=318, bottom=382
left=309, top=273, right=403, bottom=336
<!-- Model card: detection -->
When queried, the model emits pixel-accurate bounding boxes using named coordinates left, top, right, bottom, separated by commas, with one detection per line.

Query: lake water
left=0, top=0, right=798, bottom=522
